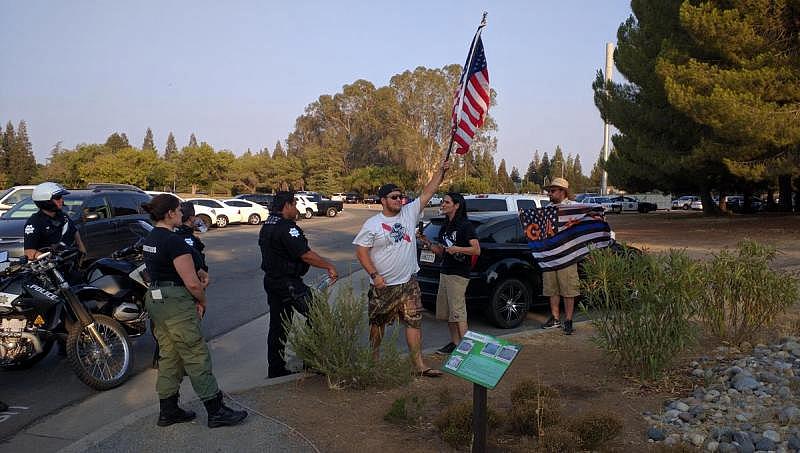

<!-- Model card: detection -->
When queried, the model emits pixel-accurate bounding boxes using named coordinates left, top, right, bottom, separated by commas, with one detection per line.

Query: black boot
left=157, top=394, right=196, bottom=427
left=203, top=392, right=247, bottom=428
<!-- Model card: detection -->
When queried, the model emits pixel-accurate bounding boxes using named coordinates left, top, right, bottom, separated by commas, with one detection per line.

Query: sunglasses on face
left=386, top=194, right=402, bottom=200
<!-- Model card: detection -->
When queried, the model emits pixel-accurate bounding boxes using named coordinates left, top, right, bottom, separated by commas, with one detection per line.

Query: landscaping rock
left=733, top=374, right=760, bottom=391
left=787, top=435, right=800, bottom=451
left=763, top=429, right=781, bottom=443
left=647, top=427, right=666, bottom=441
left=755, top=437, right=776, bottom=451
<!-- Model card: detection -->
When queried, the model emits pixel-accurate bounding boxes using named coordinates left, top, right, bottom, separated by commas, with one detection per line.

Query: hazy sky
left=0, top=0, right=632, bottom=175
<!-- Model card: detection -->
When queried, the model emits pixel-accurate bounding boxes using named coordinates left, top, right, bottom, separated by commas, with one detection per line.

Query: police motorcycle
left=0, top=248, right=133, bottom=390
left=80, top=221, right=151, bottom=339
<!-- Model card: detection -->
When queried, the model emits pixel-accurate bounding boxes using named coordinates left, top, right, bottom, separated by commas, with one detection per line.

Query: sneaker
left=541, top=316, right=562, bottom=329
left=436, top=343, right=457, bottom=355
left=563, top=320, right=574, bottom=335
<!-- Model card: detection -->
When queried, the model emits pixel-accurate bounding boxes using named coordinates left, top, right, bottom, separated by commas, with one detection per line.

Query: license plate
left=420, top=250, right=435, bottom=263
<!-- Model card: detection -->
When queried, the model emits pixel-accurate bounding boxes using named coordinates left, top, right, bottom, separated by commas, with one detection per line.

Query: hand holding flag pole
left=444, top=12, right=490, bottom=163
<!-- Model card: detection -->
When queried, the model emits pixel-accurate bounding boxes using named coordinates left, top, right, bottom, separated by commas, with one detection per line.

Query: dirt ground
left=236, top=212, right=800, bottom=453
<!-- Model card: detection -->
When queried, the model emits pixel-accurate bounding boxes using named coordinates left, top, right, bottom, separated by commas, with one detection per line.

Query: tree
left=142, top=127, right=155, bottom=151
left=524, top=149, right=541, bottom=184
left=657, top=0, right=800, bottom=211
left=510, top=166, right=521, bottom=184
left=551, top=146, right=565, bottom=179
left=175, top=143, right=220, bottom=194
left=496, top=159, right=513, bottom=193
left=6, top=121, right=37, bottom=185
left=272, top=140, right=286, bottom=158
left=539, top=152, right=551, bottom=185
left=105, top=132, right=129, bottom=152
left=188, top=133, right=198, bottom=148
left=81, top=147, right=163, bottom=189
left=164, top=132, right=177, bottom=159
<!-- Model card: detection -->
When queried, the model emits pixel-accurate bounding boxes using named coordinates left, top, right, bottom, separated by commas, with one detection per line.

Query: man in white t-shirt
left=353, top=159, right=449, bottom=378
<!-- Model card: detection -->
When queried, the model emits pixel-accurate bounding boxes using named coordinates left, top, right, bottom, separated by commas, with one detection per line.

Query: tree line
left=594, top=0, right=800, bottom=212
left=3, top=64, right=595, bottom=196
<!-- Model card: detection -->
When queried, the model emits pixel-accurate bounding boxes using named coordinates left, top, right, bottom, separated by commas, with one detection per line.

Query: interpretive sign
left=441, top=330, right=520, bottom=390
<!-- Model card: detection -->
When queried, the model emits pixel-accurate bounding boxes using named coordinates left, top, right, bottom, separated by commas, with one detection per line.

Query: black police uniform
left=258, top=214, right=311, bottom=376
left=23, top=210, right=77, bottom=251
left=175, top=225, right=208, bottom=272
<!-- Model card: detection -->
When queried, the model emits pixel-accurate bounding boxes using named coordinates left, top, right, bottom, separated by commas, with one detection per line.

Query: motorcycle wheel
left=0, top=339, right=54, bottom=370
left=66, top=314, right=133, bottom=390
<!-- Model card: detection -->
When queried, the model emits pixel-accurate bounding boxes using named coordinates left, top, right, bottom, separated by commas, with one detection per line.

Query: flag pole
left=444, top=11, right=488, bottom=163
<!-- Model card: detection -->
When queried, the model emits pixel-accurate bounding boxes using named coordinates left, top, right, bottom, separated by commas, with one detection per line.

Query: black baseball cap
left=378, top=184, right=401, bottom=199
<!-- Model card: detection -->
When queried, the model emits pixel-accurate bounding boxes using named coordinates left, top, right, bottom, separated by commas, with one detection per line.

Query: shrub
left=535, top=427, right=578, bottom=453
left=434, top=401, right=501, bottom=449
left=510, top=380, right=560, bottom=405
left=507, top=398, right=561, bottom=436
left=698, top=240, right=800, bottom=344
left=384, top=395, right=425, bottom=425
left=285, top=281, right=411, bottom=389
left=566, top=411, right=623, bottom=449
left=581, top=246, right=700, bottom=380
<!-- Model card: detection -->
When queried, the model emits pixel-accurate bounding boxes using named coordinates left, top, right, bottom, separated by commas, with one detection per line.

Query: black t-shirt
left=142, top=227, right=194, bottom=283
left=175, top=225, right=207, bottom=271
left=258, top=215, right=311, bottom=280
left=23, top=210, right=78, bottom=251
left=437, top=217, right=478, bottom=277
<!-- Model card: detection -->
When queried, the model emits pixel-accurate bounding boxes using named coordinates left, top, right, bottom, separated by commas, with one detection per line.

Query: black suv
left=235, top=193, right=274, bottom=207
left=0, top=188, right=151, bottom=261
left=417, top=212, right=544, bottom=329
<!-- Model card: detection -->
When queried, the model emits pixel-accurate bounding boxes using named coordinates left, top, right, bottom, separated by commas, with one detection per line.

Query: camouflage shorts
left=368, top=276, right=423, bottom=329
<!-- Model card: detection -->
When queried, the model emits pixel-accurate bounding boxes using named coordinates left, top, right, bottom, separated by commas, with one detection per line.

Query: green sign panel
left=440, top=330, right=521, bottom=389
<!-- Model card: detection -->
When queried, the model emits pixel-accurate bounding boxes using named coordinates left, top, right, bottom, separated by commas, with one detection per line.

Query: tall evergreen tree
left=510, top=166, right=521, bottom=184
left=524, top=149, right=541, bottom=184
left=120, top=133, right=130, bottom=146
left=188, top=133, right=198, bottom=148
left=7, top=120, right=37, bottom=184
left=551, top=146, right=565, bottom=179
left=164, top=132, right=178, bottom=159
left=273, top=140, right=286, bottom=158
left=496, top=159, right=512, bottom=192
left=539, top=152, right=551, bottom=184
left=2, top=122, right=15, bottom=162
left=142, top=127, right=155, bottom=151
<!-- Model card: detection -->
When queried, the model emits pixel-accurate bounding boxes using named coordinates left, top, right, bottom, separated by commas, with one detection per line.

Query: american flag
left=519, top=203, right=613, bottom=271
left=452, top=36, right=489, bottom=154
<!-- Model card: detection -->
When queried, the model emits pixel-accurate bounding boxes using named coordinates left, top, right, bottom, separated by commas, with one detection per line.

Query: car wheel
left=215, top=215, right=229, bottom=228
left=197, top=215, right=212, bottom=230
left=304, top=209, right=313, bottom=219
left=487, top=278, right=531, bottom=329
left=326, top=207, right=337, bottom=217
left=248, top=214, right=261, bottom=225
left=683, top=204, right=690, bottom=210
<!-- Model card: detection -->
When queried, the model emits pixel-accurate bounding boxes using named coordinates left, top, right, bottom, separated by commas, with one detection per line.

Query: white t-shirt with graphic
left=353, top=199, right=421, bottom=286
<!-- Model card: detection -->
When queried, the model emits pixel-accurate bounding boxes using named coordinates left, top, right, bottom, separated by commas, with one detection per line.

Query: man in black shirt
left=259, top=192, right=338, bottom=378
left=23, top=182, right=85, bottom=260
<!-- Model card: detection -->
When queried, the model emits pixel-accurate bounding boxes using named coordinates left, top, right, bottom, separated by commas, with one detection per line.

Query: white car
left=330, top=192, right=346, bottom=202
left=223, top=199, right=269, bottom=225
left=464, top=193, right=551, bottom=212
left=187, top=198, right=244, bottom=228
left=294, top=195, right=317, bottom=220
left=0, top=185, right=36, bottom=216
left=145, top=191, right=221, bottom=229
left=427, top=195, right=443, bottom=207
left=583, top=196, right=623, bottom=214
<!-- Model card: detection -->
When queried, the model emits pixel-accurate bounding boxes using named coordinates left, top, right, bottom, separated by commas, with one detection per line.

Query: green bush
left=581, top=246, right=700, bottom=380
left=434, top=401, right=501, bottom=449
left=384, top=395, right=425, bottom=425
left=566, top=411, right=623, bottom=449
left=285, top=282, right=411, bottom=389
left=510, top=380, right=560, bottom=405
left=698, top=240, right=799, bottom=344
left=507, top=380, right=561, bottom=436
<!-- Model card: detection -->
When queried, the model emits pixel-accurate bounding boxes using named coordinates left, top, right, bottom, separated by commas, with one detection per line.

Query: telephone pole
left=600, top=42, right=614, bottom=195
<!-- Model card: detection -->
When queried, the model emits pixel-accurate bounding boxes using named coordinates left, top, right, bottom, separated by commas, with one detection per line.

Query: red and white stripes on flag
left=452, top=36, right=489, bottom=155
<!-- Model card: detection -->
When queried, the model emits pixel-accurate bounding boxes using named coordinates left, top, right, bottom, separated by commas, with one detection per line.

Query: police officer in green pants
left=141, top=194, right=247, bottom=428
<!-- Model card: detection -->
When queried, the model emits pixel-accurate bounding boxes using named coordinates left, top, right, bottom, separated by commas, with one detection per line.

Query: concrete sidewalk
left=1, top=269, right=548, bottom=452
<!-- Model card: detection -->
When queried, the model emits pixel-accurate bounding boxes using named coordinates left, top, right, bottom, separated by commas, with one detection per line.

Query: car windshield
left=2, top=197, right=84, bottom=220
left=0, top=188, right=12, bottom=199
left=466, top=199, right=508, bottom=212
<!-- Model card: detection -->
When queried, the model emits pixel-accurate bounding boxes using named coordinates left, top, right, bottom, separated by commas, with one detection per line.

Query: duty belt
left=149, top=280, right=184, bottom=288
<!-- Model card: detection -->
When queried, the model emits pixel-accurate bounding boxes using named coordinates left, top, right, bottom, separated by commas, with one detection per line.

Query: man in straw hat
left=540, top=177, right=578, bottom=335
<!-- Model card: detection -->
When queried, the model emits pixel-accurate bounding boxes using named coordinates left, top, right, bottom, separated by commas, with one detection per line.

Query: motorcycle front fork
left=53, top=272, right=111, bottom=353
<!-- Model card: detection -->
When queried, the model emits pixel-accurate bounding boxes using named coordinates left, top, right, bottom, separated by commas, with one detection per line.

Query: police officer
left=259, top=191, right=338, bottom=378
left=141, top=194, right=246, bottom=428
left=175, top=201, right=209, bottom=281
left=23, top=182, right=86, bottom=260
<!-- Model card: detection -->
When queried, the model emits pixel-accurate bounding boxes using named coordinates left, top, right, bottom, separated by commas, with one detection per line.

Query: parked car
left=363, top=195, right=380, bottom=204
left=223, top=199, right=269, bottom=225
left=607, top=195, right=657, bottom=213
left=583, top=196, right=623, bottom=214
left=294, top=195, right=317, bottom=219
left=463, top=194, right=551, bottom=212
left=691, top=199, right=703, bottom=210
left=330, top=193, right=346, bottom=202
left=427, top=195, right=443, bottom=207
left=574, top=193, right=599, bottom=203
left=0, top=187, right=150, bottom=261
left=722, top=195, right=763, bottom=212
left=672, top=196, right=700, bottom=210
left=301, top=192, right=344, bottom=217
left=416, top=212, right=543, bottom=329
left=0, top=185, right=36, bottom=216
left=345, top=192, right=363, bottom=204
left=235, top=193, right=274, bottom=208
left=187, top=198, right=244, bottom=227
left=146, top=191, right=218, bottom=229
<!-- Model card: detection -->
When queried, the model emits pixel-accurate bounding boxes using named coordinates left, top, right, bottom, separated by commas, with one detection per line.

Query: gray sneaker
left=541, top=316, right=562, bottom=329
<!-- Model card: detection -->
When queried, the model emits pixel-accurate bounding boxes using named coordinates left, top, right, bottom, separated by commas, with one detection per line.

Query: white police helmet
left=32, top=182, right=70, bottom=211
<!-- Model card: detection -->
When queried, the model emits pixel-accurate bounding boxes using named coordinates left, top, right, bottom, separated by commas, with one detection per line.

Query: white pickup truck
left=463, top=194, right=551, bottom=212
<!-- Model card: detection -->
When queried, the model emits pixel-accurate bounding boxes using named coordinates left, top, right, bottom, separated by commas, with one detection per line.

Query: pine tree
left=120, top=133, right=130, bottom=147
left=188, top=133, right=198, bottom=148
left=539, top=152, right=551, bottom=184
left=7, top=120, right=37, bottom=184
left=273, top=140, right=286, bottom=158
left=142, top=127, right=155, bottom=151
left=496, top=159, right=512, bottom=192
left=105, top=132, right=129, bottom=151
left=510, top=166, right=521, bottom=183
left=551, top=146, right=565, bottom=179
left=164, top=132, right=178, bottom=159
left=2, top=122, right=15, bottom=161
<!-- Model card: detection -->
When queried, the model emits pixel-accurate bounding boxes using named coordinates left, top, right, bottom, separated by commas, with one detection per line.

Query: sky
left=0, top=0, right=633, bottom=177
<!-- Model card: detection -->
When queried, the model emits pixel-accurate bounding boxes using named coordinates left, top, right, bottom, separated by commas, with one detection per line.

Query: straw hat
left=546, top=177, right=569, bottom=191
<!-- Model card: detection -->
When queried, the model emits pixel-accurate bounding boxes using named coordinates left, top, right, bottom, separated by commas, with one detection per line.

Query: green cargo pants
left=145, top=285, right=219, bottom=401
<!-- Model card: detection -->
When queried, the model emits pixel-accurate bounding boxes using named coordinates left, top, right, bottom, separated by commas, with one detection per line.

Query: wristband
left=369, top=271, right=379, bottom=279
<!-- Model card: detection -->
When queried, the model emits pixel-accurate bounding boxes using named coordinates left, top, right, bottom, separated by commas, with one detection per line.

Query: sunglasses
left=386, top=194, right=402, bottom=200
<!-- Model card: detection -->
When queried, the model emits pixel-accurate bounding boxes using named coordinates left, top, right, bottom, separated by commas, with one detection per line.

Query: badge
left=289, top=227, right=300, bottom=238
left=24, top=225, right=35, bottom=235
left=185, top=238, right=194, bottom=246
left=34, top=315, right=45, bottom=326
